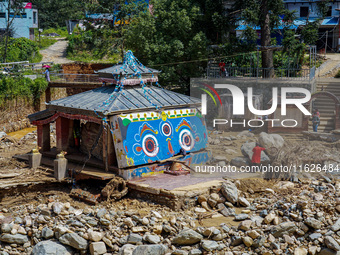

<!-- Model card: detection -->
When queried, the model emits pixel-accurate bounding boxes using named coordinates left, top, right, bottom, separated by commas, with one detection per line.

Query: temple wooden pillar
left=56, top=117, right=73, bottom=152
left=45, top=87, right=51, bottom=103
left=37, top=123, right=50, bottom=152
left=103, top=124, right=116, bottom=171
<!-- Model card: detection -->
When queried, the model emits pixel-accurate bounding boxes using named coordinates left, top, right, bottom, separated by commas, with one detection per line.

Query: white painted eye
left=162, top=123, right=172, bottom=137
left=142, top=134, right=159, bottom=157
left=179, top=129, right=194, bottom=151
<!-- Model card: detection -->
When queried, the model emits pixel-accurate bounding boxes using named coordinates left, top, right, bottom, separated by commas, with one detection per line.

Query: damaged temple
left=28, top=51, right=211, bottom=183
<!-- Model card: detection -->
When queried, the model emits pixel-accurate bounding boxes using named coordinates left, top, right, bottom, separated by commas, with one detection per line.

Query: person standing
left=43, top=67, right=50, bottom=82
left=312, top=109, right=320, bottom=132
left=219, top=61, right=226, bottom=77
left=251, top=143, right=265, bottom=165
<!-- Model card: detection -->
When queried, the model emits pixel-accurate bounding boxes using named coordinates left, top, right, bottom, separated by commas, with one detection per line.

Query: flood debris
left=101, top=176, right=128, bottom=201
left=70, top=188, right=101, bottom=204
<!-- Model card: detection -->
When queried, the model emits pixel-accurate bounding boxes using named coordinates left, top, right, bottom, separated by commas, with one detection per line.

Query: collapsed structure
left=28, top=51, right=210, bottom=180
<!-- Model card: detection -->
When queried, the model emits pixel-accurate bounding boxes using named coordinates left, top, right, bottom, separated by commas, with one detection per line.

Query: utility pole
left=325, top=30, right=328, bottom=57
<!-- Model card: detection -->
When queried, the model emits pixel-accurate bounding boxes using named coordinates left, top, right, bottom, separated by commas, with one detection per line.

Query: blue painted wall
left=0, top=2, right=38, bottom=39
left=111, top=108, right=209, bottom=168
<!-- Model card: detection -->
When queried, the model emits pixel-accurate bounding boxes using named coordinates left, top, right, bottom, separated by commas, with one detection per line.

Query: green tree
left=191, top=0, right=230, bottom=44
left=67, top=0, right=147, bottom=60
left=125, top=0, right=208, bottom=92
left=300, top=0, right=329, bottom=45
left=233, top=0, right=294, bottom=78
left=31, top=0, right=84, bottom=29
left=301, top=21, right=319, bottom=45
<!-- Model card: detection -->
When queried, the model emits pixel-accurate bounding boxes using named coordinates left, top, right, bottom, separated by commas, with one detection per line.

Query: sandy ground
left=40, top=37, right=74, bottom=64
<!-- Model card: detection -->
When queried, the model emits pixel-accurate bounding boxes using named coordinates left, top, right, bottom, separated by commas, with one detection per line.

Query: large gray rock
left=59, top=232, right=88, bottom=250
left=318, top=248, right=340, bottom=255
left=89, top=242, right=107, bottom=255
left=217, top=203, right=235, bottom=217
left=221, top=180, right=238, bottom=204
left=258, top=132, right=284, bottom=158
left=271, top=222, right=297, bottom=237
left=305, top=218, right=322, bottom=229
left=96, top=208, right=107, bottom=218
left=331, top=219, right=340, bottom=232
left=0, top=234, right=28, bottom=244
left=235, top=214, right=250, bottom=221
left=241, top=142, right=270, bottom=163
left=42, top=227, right=54, bottom=239
left=309, top=233, right=322, bottom=241
left=144, top=234, right=160, bottom=244
left=230, top=157, right=250, bottom=167
left=325, top=236, right=340, bottom=251
left=132, top=244, right=167, bottom=255
left=172, top=229, right=203, bottom=245
left=128, top=233, right=143, bottom=244
left=32, top=240, right=73, bottom=255
left=201, top=240, right=219, bottom=251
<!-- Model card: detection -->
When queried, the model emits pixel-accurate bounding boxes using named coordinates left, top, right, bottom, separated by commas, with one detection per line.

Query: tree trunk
left=3, top=3, right=11, bottom=63
left=260, top=0, right=274, bottom=78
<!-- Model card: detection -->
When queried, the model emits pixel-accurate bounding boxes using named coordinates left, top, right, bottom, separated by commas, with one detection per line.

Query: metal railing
left=0, top=61, right=54, bottom=71
left=207, top=65, right=315, bottom=81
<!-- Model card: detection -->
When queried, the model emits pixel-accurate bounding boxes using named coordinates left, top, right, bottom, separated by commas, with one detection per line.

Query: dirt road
left=40, top=37, right=74, bottom=64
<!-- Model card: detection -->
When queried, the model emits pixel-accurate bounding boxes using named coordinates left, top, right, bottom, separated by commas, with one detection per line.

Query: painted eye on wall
left=162, top=123, right=172, bottom=137
left=142, top=134, right=159, bottom=157
left=179, top=129, right=194, bottom=151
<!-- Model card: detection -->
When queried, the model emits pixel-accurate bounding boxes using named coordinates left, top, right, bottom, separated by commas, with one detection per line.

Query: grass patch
left=42, top=27, right=69, bottom=37
left=67, top=51, right=121, bottom=63
left=35, top=37, right=57, bottom=50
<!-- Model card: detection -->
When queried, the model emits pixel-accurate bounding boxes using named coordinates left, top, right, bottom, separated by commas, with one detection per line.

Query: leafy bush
left=0, top=37, right=42, bottom=63
left=335, top=70, right=340, bottom=78
left=67, top=27, right=121, bottom=62
left=0, top=77, right=48, bottom=108
left=42, top=27, right=69, bottom=37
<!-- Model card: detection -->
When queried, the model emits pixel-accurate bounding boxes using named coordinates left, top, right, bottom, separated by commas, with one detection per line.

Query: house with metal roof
left=28, top=51, right=209, bottom=179
left=236, top=0, right=340, bottom=52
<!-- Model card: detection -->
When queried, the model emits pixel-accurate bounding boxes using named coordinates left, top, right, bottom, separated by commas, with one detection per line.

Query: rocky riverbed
left=0, top=176, right=338, bottom=255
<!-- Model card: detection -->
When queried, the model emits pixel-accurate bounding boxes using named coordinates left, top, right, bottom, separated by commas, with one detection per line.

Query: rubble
left=0, top=176, right=336, bottom=254
left=1, top=129, right=340, bottom=254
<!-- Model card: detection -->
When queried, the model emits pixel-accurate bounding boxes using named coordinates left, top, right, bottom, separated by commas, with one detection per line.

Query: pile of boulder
left=0, top=176, right=339, bottom=255
left=231, top=132, right=284, bottom=167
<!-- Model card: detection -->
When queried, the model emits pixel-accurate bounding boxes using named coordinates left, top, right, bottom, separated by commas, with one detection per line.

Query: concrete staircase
left=309, top=78, right=340, bottom=132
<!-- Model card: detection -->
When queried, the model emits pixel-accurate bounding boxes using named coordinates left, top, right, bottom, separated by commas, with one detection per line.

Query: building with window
left=284, top=0, right=340, bottom=52
left=236, top=0, right=340, bottom=52
left=0, top=1, right=38, bottom=40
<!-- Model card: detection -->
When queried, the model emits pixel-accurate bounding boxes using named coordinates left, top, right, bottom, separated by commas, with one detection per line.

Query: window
left=9, top=12, right=27, bottom=18
left=300, top=6, right=309, bottom=17
left=0, top=12, right=5, bottom=18
left=326, top=5, right=332, bottom=17
left=33, top=11, right=36, bottom=24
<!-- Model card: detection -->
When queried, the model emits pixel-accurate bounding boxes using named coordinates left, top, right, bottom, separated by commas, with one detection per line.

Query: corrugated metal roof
left=97, top=63, right=160, bottom=76
left=28, top=109, right=55, bottom=122
left=321, top=17, right=339, bottom=26
left=47, top=86, right=200, bottom=115
left=236, top=20, right=298, bottom=31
